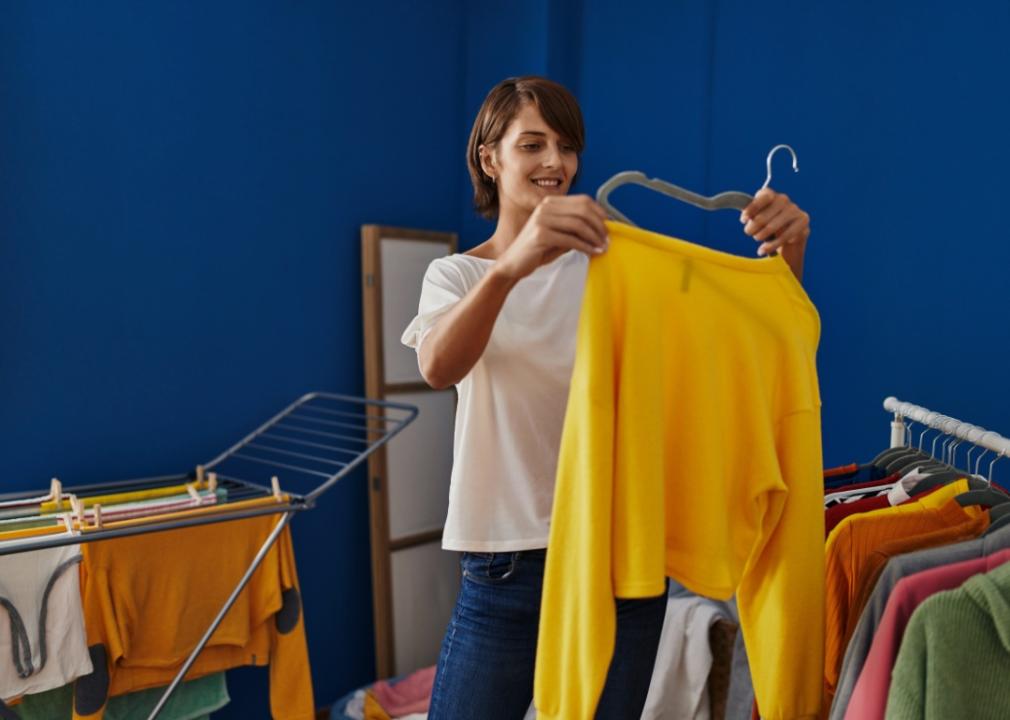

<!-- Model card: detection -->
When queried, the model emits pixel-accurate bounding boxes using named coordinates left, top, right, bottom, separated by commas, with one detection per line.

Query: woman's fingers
left=541, top=202, right=608, bottom=249
left=756, top=217, right=807, bottom=256
left=545, top=213, right=606, bottom=252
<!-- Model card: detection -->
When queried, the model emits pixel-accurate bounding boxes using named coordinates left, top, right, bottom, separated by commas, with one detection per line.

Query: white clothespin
left=68, top=494, right=82, bottom=525
left=271, top=476, right=283, bottom=502
left=60, top=513, right=74, bottom=535
left=92, top=504, right=103, bottom=530
left=50, top=478, right=63, bottom=506
left=185, top=483, right=202, bottom=503
left=207, top=472, right=218, bottom=493
left=196, top=465, right=206, bottom=487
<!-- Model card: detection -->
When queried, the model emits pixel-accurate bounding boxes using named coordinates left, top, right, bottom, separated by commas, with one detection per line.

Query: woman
left=402, top=76, right=811, bottom=719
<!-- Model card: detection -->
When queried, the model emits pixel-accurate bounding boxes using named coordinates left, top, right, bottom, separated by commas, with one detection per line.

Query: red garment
left=825, top=483, right=943, bottom=538
left=824, top=476, right=898, bottom=495
left=844, top=548, right=1010, bottom=719
left=372, top=665, right=435, bottom=717
left=824, top=463, right=859, bottom=478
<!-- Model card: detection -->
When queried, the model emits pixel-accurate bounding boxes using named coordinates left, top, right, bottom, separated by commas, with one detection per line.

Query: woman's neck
left=470, top=205, right=532, bottom=260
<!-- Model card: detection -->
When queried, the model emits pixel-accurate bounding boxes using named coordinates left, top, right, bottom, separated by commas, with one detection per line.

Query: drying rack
left=883, top=396, right=1010, bottom=475
left=0, top=392, right=417, bottom=720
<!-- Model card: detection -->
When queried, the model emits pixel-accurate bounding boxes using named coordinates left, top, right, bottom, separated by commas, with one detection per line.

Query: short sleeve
left=400, top=258, right=468, bottom=351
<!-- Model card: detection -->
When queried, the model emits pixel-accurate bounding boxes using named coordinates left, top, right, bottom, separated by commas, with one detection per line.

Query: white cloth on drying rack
left=0, top=543, right=92, bottom=700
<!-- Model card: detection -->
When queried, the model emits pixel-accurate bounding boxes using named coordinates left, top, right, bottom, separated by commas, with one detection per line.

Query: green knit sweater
left=886, top=559, right=1010, bottom=719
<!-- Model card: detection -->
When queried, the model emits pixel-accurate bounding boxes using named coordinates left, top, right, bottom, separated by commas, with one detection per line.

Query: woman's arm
left=419, top=195, right=608, bottom=389
left=418, top=266, right=518, bottom=389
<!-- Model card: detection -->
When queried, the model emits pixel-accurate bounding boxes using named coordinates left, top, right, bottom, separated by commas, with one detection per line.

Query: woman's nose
left=542, top=145, right=561, bottom=168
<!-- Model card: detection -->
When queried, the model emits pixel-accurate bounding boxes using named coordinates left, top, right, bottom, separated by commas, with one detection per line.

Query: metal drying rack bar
left=0, top=392, right=418, bottom=720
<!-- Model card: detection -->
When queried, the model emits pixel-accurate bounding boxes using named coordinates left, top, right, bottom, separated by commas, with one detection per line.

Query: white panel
left=385, top=390, right=455, bottom=538
left=391, top=541, right=460, bottom=675
left=381, top=238, right=452, bottom=384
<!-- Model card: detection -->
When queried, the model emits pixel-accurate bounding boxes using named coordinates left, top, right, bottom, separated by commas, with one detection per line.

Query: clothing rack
left=0, top=392, right=417, bottom=720
left=883, top=396, right=1010, bottom=461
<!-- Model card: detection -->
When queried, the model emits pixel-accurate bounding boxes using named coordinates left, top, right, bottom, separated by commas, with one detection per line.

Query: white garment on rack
left=401, top=250, right=588, bottom=552
left=886, top=467, right=934, bottom=505
left=823, top=482, right=896, bottom=506
left=0, top=543, right=92, bottom=700
left=640, top=593, right=725, bottom=720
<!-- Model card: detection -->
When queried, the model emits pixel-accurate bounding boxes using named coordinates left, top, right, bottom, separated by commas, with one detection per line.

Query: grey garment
left=666, top=580, right=755, bottom=720
left=828, top=523, right=1010, bottom=720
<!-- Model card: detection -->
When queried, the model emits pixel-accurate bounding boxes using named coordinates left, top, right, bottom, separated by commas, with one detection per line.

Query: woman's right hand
left=494, top=195, right=610, bottom=281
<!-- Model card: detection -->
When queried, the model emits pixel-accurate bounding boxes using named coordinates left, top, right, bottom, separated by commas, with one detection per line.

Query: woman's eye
left=521, top=144, right=540, bottom=150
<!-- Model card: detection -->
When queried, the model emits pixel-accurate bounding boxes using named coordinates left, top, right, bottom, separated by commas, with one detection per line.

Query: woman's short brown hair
left=467, top=76, right=585, bottom=219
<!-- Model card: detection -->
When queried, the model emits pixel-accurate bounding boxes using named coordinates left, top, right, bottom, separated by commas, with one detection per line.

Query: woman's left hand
left=740, top=188, right=810, bottom=256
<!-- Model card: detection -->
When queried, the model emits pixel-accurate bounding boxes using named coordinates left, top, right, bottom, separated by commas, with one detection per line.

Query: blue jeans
left=428, top=549, right=667, bottom=720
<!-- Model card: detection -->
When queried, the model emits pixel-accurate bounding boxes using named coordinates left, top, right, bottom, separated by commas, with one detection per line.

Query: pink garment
left=372, top=665, right=435, bottom=717
left=844, top=547, right=1010, bottom=719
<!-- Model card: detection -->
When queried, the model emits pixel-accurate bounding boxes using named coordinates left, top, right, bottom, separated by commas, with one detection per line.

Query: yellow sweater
left=534, top=221, right=824, bottom=720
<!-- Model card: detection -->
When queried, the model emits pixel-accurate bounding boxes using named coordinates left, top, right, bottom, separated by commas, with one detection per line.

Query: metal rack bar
left=883, top=396, right=1010, bottom=456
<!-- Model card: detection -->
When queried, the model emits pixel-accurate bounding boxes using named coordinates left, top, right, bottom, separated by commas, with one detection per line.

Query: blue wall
left=0, top=1, right=466, bottom=715
left=2, top=1, right=1008, bottom=716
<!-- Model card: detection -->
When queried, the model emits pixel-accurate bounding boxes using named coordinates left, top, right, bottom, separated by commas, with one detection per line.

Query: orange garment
left=72, top=514, right=313, bottom=720
left=848, top=507, right=990, bottom=631
left=822, top=479, right=981, bottom=705
left=823, top=464, right=859, bottom=478
left=363, top=690, right=392, bottom=720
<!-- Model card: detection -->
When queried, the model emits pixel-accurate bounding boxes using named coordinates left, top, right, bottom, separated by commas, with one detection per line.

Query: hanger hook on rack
left=949, top=438, right=961, bottom=467
left=988, top=451, right=1005, bottom=488
left=904, top=420, right=916, bottom=447
left=917, top=412, right=941, bottom=452
left=975, top=447, right=991, bottom=478
left=761, top=144, right=799, bottom=191
left=965, top=426, right=985, bottom=475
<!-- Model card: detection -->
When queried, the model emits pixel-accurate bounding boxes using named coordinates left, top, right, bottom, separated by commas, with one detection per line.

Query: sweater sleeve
left=737, top=408, right=825, bottom=720
left=533, top=255, right=617, bottom=720
left=884, top=605, right=928, bottom=720
left=269, top=526, right=315, bottom=720
left=73, top=562, right=120, bottom=720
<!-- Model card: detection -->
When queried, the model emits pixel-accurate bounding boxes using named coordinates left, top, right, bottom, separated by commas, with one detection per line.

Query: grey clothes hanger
left=986, top=502, right=1010, bottom=534
left=956, top=452, right=1009, bottom=508
left=595, top=144, right=799, bottom=225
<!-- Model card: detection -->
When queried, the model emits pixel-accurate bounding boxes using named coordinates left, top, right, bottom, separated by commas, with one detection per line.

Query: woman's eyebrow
left=517, top=130, right=547, bottom=137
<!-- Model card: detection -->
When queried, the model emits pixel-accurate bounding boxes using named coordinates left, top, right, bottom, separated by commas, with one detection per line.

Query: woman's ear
left=478, top=144, right=497, bottom=181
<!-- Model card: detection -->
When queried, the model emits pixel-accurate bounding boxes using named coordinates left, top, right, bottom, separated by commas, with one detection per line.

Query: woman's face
left=481, top=102, right=579, bottom=216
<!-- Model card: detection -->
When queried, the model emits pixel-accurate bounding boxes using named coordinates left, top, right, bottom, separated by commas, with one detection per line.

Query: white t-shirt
left=401, top=250, right=588, bottom=551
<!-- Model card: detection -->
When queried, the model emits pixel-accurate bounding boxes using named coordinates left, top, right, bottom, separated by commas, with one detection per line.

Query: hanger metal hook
left=989, top=451, right=1005, bottom=488
left=904, top=420, right=916, bottom=447
left=975, top=447, right=992, bottom=477
left=761, top=144, right=799, bottom=191
left=940, top=419, right=959, bottom=465
left=930, top=426, right=946, bottom=460
left=949, top=438, right=962, bottom=467
left=918, top=412, right=941, bottom=452
left=965, top=426, right=985, bottom=475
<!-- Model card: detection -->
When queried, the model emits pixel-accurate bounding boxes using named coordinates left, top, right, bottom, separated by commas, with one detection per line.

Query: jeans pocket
left=461, top=551, right=519, bottom=586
